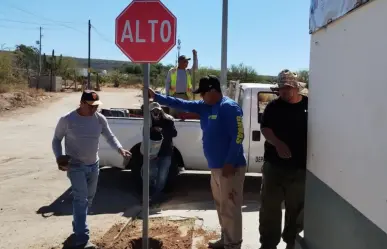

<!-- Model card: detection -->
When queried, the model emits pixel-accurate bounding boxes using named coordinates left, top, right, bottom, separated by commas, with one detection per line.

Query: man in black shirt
left=259, top=69, right=308, bottom=249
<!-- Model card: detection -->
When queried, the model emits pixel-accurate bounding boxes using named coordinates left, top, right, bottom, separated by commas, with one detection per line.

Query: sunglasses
left=83, top=101, right=98, bottom=108
left=151, top=109, right=161, bottom=115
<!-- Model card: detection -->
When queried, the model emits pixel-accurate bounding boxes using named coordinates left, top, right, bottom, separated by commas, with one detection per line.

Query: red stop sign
left=115, top=0, right=177, bottom=63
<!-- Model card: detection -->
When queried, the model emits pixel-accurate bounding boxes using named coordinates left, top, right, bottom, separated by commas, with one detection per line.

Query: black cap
left=81, top=90, right=103, bottom=105
left=192, top=75, right=221, bottom=94
left=178, top=55, right=191, bottom=61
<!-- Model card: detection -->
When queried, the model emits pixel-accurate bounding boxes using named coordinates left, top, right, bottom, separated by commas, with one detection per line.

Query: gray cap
left=149, top=102, right=162, bottom=111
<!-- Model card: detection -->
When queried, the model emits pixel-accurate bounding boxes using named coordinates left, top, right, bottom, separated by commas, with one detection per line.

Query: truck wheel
left=130, top=151, right=143, bottom=193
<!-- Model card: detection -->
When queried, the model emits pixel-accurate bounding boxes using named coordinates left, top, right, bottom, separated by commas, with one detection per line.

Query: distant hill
left=0, top=50, right=129, bottom=71
left=69, top=56, right=130, bottom=71
left=0, top=50, right=277, bottom=79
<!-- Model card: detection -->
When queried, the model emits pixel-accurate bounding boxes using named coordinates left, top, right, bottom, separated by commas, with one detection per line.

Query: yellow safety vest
left=169, top=68, right=193, bottom=99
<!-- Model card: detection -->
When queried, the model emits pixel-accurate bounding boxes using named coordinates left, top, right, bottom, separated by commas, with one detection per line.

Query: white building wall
left=308, top=0, right=387, bottom=233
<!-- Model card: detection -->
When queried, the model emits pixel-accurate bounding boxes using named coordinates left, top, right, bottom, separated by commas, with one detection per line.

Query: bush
left=0, top=53, right=15, bottom=84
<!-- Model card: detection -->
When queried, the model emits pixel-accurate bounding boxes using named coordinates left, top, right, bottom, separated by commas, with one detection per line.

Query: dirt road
left=0, top=88, right=142, bottom=249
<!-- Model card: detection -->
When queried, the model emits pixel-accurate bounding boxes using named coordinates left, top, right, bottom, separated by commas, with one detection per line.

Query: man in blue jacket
left=148, top=75, right=246, bottom=249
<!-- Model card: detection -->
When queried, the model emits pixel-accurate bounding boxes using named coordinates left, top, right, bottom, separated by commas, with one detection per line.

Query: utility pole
left=177, top=38, right=181, bottom=57
left=87, top=19, right=91, bottom=90
left=36, top=27, right=42, bottom=89
left=176, top=38, right=181, bottom=65
left=220, top=0, right=228, bottom=92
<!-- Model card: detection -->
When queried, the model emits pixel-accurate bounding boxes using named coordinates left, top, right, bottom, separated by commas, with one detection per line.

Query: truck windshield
left=258, top=92, right=278, bottom=123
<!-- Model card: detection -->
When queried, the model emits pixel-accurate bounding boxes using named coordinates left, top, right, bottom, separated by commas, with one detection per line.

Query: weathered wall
left=305, top=0, right=387, bottom=248
left=29, top=76, right=62, bottom=92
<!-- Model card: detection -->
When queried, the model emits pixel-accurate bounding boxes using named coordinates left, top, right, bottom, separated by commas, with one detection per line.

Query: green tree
left=58, top=57, right=78, bottom=80
left=110, top=69, right=124, bottom=87
left=228, top=63, right=259, bottom=82
left=14, top=44, right=39, bottom=76
left=296, top=70, right=309, bottom=88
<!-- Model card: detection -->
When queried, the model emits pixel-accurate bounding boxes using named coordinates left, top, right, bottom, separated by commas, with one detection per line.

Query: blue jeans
left=144, top=156, right=171, bottom=201
left=67, top=161, right=99, bottom=246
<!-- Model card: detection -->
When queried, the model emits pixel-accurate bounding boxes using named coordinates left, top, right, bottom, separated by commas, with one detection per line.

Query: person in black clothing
left=259, top=69, right=308, bottom=249
left=148, top=102, right=177, bottom=203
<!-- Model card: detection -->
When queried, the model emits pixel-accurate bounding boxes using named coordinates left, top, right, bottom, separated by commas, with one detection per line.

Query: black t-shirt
left=260, top=96, right=308, bottom=170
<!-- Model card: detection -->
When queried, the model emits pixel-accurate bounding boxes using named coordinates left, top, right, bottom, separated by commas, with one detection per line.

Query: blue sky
left=0, top=0, right=311, bottom=75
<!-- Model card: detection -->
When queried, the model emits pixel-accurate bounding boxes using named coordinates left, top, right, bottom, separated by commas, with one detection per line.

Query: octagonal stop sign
left=115, top=0, right=177, bottom=63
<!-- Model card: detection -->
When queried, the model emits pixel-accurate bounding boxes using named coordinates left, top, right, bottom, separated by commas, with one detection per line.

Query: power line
left=1, top=2, right=86, bottom=35
left=90, top=25, right=114, bottom=44
left=0, top=24, right=64, bottom=31
left=0, top=18, right=77, bottom=27
left=0, top=24, right=39, bottom=30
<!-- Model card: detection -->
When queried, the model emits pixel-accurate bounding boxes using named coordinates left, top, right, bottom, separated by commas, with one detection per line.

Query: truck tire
left=130, top=150, right=180, bottom=194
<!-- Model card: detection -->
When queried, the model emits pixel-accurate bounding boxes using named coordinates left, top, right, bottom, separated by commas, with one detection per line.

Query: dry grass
left=0, top=83, right=53, bottom=112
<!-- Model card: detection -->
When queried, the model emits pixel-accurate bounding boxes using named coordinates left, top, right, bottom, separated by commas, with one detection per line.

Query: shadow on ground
left=128, top=171, right=264, bottom=217
left=36, top=167, right=138, bottom=217
left=36, top=168, right=267, bottom=219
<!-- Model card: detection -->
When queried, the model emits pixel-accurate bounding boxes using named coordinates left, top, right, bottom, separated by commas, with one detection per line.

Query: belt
left=175, top=92, right=187, bottom=94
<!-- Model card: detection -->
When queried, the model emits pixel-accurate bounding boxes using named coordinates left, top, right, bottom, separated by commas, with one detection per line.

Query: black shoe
left=259, top=245, right=277, bottom=249
left=76, top=241, right=97, bottom=249
left=208, top=238, right=224, bottom=248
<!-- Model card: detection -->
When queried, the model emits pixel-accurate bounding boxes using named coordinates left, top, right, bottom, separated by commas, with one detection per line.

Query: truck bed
left=98, top=110, right=207, bottom=171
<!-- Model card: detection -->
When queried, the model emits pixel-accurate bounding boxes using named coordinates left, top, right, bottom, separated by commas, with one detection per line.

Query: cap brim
left=86, top=100, right=102, bottom=106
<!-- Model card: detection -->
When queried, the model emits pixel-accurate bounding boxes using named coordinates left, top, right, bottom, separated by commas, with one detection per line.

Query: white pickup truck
left=98, top=83, right=279, bottom=187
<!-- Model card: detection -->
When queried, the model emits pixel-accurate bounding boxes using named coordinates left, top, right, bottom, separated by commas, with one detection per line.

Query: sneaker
left=208, top=238, right=224, bottom=249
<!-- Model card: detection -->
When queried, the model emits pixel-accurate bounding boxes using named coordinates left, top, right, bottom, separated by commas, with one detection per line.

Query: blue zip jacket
left=154, top=93, right=247, bottom=169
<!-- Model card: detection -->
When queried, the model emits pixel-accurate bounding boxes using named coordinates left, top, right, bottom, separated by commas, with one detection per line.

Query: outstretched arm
left=100, top=115, right=123, bottom=151
left=154, top=93, right=203, bottom=114
left=191, top=50, right=198, bottom=71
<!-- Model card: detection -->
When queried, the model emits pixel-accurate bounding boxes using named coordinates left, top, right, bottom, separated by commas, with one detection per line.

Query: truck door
left=247, top=90, right=278, bottom=173
left=236, top=87, right=252, bottom=171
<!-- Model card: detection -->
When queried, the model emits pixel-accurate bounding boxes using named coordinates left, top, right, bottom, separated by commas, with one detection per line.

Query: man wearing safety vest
left=165, top=49, right=198, bottom=116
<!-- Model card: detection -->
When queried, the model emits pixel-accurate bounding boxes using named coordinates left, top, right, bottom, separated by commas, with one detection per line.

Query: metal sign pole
left=142, top=63, right=150, bottom=249
left=192, top=67, right=196, bottom=100
left=220, top=0, right=228, bottom=92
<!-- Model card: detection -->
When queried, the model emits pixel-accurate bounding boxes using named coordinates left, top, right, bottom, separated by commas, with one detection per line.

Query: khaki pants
left=170, top=93, right=190, bottom=117
left=210, top=166, right=246, bottom=249
left=259, top=161, right=305, bottom=248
